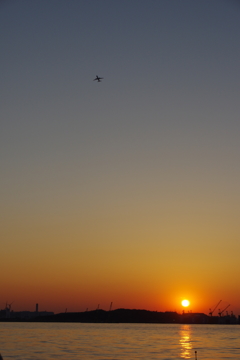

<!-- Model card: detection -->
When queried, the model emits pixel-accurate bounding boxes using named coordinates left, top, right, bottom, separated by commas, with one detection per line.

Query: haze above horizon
left=1, top=0, right=240, bottom=315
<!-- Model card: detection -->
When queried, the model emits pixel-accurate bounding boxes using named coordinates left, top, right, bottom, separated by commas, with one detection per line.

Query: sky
left=1, top=0, right=240, bottom=315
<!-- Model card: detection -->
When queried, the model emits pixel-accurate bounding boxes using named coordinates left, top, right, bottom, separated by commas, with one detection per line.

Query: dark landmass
left=35, top=309, right=181, bottom=324
left=1, top=308, right=239, bottom=324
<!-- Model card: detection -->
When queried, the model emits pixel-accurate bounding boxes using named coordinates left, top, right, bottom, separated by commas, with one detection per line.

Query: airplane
left=93, top=75, right=103, bottom=82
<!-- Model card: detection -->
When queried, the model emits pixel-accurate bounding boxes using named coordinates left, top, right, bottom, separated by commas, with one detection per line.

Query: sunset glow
left=1, top=1, right=240, bottom=317
left=182, top=300, right=190, bottom=308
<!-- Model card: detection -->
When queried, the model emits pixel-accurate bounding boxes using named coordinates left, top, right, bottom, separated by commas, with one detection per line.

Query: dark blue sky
left=1, top=0, right=240, bottom=313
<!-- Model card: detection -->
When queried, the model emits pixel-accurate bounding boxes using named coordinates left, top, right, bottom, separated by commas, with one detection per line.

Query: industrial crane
left=218, top=304, right=230, bottom=317
left=5, top=301, right=14, bottom=311
left=209, top=300, right=222, bottom=316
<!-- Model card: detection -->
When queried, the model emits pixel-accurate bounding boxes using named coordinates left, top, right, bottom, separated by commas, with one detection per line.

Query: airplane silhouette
left=93, top=75, right=103, bottom=82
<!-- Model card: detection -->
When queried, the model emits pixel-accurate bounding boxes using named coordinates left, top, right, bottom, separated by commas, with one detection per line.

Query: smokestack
left=36, top=303, right=38, bottom=313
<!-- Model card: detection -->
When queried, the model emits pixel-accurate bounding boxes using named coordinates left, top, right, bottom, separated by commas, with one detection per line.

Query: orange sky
left=1, top=1, right=240, bottom=317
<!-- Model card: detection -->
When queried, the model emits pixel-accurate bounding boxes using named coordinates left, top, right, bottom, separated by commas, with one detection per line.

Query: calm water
left=0, top=322, right=240, bottom=360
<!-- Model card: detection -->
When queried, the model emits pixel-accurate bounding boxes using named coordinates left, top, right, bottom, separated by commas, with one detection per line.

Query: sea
left=0, top=322, right=240, bottom=360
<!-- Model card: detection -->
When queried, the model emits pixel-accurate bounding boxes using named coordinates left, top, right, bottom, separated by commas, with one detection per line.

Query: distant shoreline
left=1, top=308, right=239, bottom=325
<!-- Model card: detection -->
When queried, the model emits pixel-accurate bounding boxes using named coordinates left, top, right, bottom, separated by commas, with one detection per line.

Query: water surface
left=0, top=323, right=239, bottom=359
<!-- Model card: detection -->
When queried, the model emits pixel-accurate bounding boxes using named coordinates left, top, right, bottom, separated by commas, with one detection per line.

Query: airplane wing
left=93, top=76, right=103, bottom=81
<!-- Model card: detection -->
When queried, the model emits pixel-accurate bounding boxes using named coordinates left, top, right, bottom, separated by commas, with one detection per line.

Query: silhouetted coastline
left=0, top=308, right=239, bottom=324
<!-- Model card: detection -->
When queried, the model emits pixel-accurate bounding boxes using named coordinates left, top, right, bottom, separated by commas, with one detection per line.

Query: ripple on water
left=0, top=323, right=240, bottom=360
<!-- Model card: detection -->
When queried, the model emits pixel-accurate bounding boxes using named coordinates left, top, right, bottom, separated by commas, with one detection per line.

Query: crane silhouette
left=209, top=300, right=221, bottom=316
left=218, top=304, right=230, bottom=317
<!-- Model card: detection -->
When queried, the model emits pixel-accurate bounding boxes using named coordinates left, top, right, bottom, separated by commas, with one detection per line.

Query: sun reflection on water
left=179, top=325, right=192, bottom=359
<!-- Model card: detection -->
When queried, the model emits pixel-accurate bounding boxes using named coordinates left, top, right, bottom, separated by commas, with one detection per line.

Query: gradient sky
left=1, top=0, right=240, bottom=315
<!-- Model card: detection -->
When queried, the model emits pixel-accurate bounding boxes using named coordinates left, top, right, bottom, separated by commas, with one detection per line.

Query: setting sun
left=181, top=299, right=190, bottom=307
